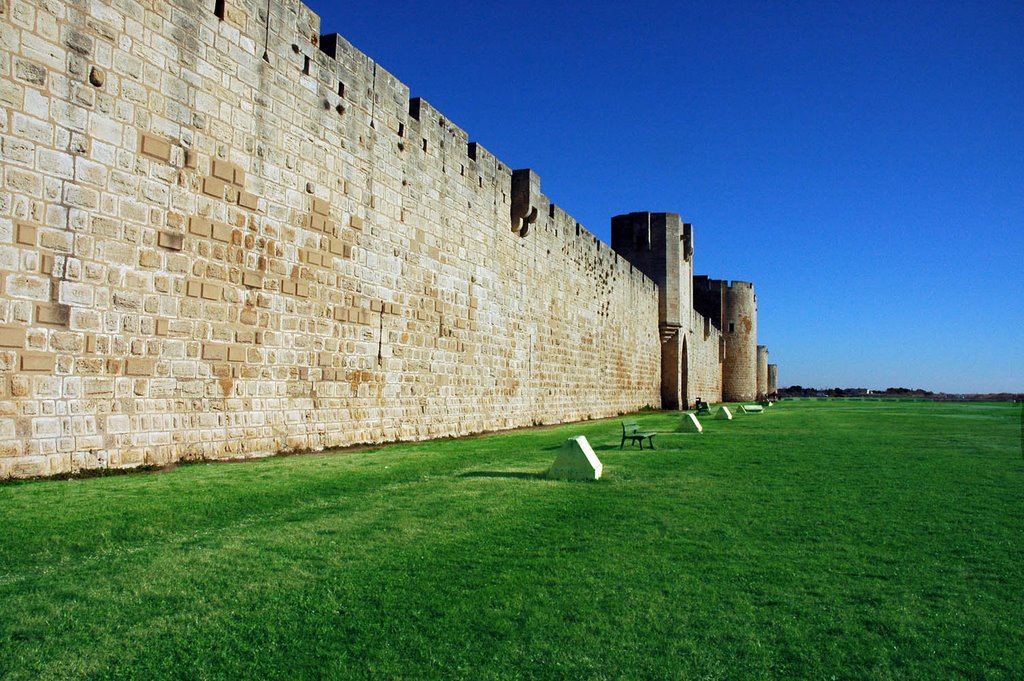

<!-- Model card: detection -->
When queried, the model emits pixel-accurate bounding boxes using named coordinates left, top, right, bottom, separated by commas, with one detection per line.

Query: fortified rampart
left=693, top=277, right=761, bottom=403
left=756, top=345, right=769, bottom=399
left=722, top=282, right=758, bottom=401
left=0, top=0, right=773, bottom=479
left=611, top=213, right=727, bottom=410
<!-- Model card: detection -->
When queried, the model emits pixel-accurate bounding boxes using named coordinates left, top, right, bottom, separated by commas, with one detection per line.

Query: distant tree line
left=779, top=386, right=1022, bottom=402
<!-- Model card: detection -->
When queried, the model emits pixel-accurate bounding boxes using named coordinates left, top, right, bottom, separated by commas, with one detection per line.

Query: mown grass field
left=1, top=400, right=1022, bottom=679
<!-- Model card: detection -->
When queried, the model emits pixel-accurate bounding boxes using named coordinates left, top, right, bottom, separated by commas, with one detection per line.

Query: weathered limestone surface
left=756, top=345, right=769, bottom=399
left=722, top=282, right=758, bottom=402
left=0, top=0, right=662, bottom=478
left=612, top=215, right=725, bottom=410
left=686, top=312, right=723, bottom=405
left=693, top=277, right=758, bottom=403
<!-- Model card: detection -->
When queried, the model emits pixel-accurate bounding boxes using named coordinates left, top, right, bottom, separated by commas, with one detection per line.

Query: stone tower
left=768, top=364, right=779, bottom=397
left=694, top=278, right=758, bottom=402
left=756, top=345, right=769, bottom=400
left=611, top=212, right=693, bottom=410
left=723, top=282, right=758, bottom=402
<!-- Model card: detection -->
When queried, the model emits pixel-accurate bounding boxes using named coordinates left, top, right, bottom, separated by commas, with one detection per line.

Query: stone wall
left=722, top=281, right=757, bottom=402
left=684, top=312, right=722, bottom=405
left=756, top=345, right=768, bottom=399
left=693, top=276, right=758, bottom=403
left=0, top=0, right=662, bottom=478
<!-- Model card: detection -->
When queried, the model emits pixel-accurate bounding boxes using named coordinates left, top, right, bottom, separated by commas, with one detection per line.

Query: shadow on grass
left=458, top=471, right=548, bottom=480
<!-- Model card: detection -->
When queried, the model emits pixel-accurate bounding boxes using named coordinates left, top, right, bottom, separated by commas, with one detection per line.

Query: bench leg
left=620, top=435, right=625, bottom=449
left=647, top=436, right=655, bottom=449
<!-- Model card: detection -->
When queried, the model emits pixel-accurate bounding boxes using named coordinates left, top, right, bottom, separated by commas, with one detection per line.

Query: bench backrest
left=622, top=421, right=640, bottom=434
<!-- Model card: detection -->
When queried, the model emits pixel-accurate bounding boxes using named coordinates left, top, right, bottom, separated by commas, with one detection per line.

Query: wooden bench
left=621, top=421, right=656, bottom=450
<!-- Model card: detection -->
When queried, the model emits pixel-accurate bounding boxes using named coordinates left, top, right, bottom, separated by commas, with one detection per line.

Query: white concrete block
left=549, top=435, right=602, bottom=481
left=681, top=413, right=703, bottom=433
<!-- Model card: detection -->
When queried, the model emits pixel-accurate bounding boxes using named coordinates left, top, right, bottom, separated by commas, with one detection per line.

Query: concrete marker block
left=681, top=413, right=703, bottom=433
left=715, top=406, right=733, bottom=420
left=548, top=435, right=602, bottom=481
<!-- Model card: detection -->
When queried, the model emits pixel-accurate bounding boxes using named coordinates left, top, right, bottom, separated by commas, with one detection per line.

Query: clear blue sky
left=304, top=0, right=1024, bottom=393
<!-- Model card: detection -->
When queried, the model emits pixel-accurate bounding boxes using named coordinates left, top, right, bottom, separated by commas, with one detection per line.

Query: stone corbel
left=659, top=323, right=681, bottom=344
left=510, top=169, right=541, bottom=237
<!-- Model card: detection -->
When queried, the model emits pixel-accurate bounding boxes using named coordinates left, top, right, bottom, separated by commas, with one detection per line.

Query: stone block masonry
left=0, top=0, right=775, bottom=479
left=757, top=345, right=769, bottom=400
left=0, top=0, right=664, bottom=478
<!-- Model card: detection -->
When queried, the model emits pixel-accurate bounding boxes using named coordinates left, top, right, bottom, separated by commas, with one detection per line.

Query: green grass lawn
left=1, top=400, right=1022, bottom=679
